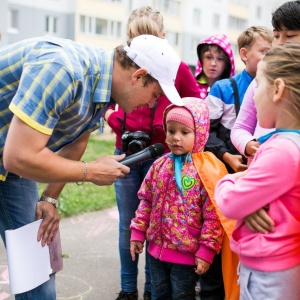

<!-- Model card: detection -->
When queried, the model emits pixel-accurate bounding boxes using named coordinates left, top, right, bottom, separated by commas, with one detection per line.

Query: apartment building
left=0, top=0, right=287, bottom=72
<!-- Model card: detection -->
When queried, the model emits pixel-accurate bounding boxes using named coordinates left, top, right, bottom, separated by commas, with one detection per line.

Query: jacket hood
left=163, top=97, right=209, bottom=153
left=194, top=34, right=235, bottom=79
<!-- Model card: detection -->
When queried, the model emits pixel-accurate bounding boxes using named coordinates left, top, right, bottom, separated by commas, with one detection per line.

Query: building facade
left=0, top=0, right=287, bottom=72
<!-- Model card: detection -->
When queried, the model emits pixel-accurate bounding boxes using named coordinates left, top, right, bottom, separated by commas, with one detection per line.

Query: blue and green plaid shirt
left=0, top=36, right=114, bottom=180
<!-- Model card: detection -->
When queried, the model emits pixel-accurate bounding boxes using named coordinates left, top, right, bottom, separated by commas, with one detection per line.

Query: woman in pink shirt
left=215, top=43, right=300, bottom=300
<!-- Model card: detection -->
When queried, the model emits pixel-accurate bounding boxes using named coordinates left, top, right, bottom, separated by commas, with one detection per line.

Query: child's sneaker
left=115, top=290, right=138, bottom=300
left=143, top=290, right=151, bottom=300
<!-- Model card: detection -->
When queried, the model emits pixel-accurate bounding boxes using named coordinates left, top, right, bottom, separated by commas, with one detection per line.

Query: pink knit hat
left=166, top=107, right=195, bottom=130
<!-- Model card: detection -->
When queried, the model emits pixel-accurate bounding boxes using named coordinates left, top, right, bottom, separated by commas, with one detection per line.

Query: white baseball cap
left=124, top=34, right=183, bottom=106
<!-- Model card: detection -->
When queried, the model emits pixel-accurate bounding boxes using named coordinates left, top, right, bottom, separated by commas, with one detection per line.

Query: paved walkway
left=0, top=207, right=201, bottom=300
left=0, top=207, right=146, bottom=300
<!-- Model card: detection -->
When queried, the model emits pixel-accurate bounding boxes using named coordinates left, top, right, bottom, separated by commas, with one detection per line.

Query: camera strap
left=122, top=101, right=157, bottom=138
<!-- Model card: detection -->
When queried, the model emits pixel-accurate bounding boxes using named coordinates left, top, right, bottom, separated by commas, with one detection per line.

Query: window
left=193, top=9, right=201, bottom=26
left=80, top=15, right=121, bottom=38
left=128, top=0, right=133, bottom=12
left=231, top=43, right=239, bottom=57
left=80, top=15, right=87, bottom=33
left=8, top=9, right=19, bottom=33
left=191, top=37, right=199, bottom=52
left=256, top=6, right=262, bottom=19
left=80, top=15, right=94, bottom=34
left=96, top=18, right=107, bottom=35
left=228, top=16, right=247, bottom=30
left=46, top=16, right=58, bottom=34
left=113, top=21, right=122, bottom=38
left=231, top=0, right=248, bottom=5
left=159, top=0, right=180, bottom=16
left=167, top=31, right=179, bottom=47
left=212, top=14, right=220, bottom=29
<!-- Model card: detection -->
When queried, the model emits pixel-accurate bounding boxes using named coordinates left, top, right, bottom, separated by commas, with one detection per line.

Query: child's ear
left=239, top=47, right=248, bottom=62
left=273, top=78, right=285, bottom=103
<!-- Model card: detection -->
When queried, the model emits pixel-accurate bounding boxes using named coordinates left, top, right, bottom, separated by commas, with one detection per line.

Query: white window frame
left=46, top=16, right=58, bottom=35
left=158, top=0, right=180, bottom=17
left=80, top=15, right=122, bottom=38
left=228, top=16, right=247, bottom=30
left=212, top=14, right=220, bottom=29
left=8, top=9, right=19, bottom=34
left=193, top=9, right=201, bottom=26
left=167, top=31, right=179, bottom=47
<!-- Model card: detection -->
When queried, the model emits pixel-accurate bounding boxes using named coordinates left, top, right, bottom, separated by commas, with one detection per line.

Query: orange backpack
left=192, top=151, right=240, bottom=300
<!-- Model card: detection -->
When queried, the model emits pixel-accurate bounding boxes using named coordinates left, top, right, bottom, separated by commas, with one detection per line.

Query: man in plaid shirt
left=0, top=34, right=181, bottom=299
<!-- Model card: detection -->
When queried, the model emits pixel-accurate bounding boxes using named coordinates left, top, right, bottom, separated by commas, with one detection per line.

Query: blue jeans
left=199, top=252, right=224, bottom=300
left=114, top=148, right=156, bottom=293
left=0, top=173, right=56, bottom=300
left=149, top=255, right=197, bottom=300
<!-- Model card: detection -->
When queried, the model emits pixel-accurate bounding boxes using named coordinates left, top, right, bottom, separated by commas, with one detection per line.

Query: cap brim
left=159, top=82, right=183, bottom=106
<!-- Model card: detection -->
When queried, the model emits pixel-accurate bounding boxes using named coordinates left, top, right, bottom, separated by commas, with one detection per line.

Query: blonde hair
left=262, top=43, right=300, bottom=117
left=127, top=6, right=164, bottom=39
left=237, top=26, right=273, bottom=51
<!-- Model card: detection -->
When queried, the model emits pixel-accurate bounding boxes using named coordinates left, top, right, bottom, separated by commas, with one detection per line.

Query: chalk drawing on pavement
left=0, top=265, right=11, bottom=300
left=57, top=274, right=92, bottom=300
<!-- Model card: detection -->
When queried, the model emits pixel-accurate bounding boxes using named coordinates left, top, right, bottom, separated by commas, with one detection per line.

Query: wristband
left=76, top=161, right=88, bottom=186
left=39, top=195, right=58, bottom=207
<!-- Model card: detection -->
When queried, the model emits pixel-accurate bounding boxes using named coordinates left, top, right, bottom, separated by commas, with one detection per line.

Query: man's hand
left=4, top=117, right=129, bottom=185
left=222, top=152, right=248, bottom=173
left=88, top=154, right=129, bottom=186
left=244, top=206, right=275, bottom=234
left=130, top=241, right=144, bottom=261
left=194, top=257, right=210, bottom=275
left=36, top=201, right=60, bottom=246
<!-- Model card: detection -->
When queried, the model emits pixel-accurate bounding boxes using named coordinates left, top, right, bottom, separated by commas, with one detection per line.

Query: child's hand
left=222, top=153, right=247, bottom=172
left=245, top=140, right=260, bottom=157
left=232, top=170, right=247, bottom=180
left=194, top=257, right=210, bottom=275
left=130, top=241, right=144, bottom=261
left=244, top=206, right=275, bottom=234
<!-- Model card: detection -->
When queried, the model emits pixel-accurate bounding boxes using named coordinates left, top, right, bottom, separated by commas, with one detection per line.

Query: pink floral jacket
left=130, top=98, right=224, bottom=265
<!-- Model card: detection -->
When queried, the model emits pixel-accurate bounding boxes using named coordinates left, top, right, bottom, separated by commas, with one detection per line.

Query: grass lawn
left=38, top=132, right=116, bottom=218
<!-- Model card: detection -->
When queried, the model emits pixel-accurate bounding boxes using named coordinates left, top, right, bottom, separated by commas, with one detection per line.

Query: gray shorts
left=239, top=263, right=300, bottom=300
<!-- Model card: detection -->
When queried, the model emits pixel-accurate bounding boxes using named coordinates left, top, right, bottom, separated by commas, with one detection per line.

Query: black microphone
left=120, top=143, right=165, bottom=167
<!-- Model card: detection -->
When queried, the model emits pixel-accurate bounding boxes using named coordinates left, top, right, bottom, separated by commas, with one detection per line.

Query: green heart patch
left=181, top=175, right=196, bottom=190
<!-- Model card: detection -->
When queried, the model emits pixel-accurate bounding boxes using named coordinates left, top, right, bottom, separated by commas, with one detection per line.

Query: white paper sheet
left=5, top=219, right=52, bottom=294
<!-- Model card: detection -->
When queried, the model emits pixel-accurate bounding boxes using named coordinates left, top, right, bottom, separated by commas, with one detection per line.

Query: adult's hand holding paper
left=5, top=219, right=60, bottom=294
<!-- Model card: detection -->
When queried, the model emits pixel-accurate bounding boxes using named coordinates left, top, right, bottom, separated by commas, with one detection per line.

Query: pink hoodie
left=194, top=34, right=235, bottom=99
left=215, top=134, right=300, bottom=272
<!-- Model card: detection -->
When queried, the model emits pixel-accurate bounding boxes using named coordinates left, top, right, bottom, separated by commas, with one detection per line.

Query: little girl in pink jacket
left=130, top=97, right=223, bottom=299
